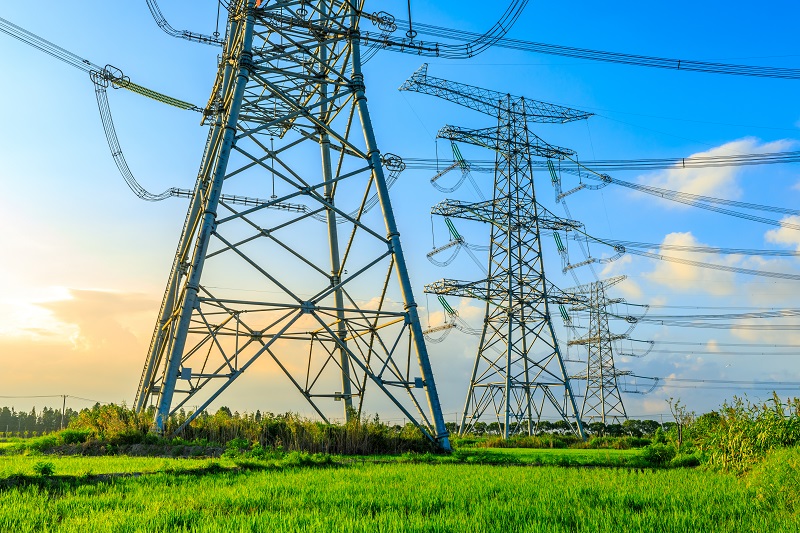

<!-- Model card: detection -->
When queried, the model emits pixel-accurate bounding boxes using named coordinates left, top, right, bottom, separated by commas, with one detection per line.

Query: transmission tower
left=564, top=276, right=630, bottom=424
left=134, top=1, right=450, bottom=450
left=400, top=65, right=592, bottom=439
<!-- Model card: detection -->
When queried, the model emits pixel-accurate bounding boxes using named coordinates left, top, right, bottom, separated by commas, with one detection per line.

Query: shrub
left=670, top=453, right=701, bottom=468
left=109, top=429, right=148, bottom=445
left=26, top=435, right=58, bottom=453
left=693, top=394, right=800, bottom=472
left=745, top=446, right=800, bottom=512
left=641, top=443, right=677, bottom=466
left=32, top=460, right=55, bottom=476
left=223, top=437, right=250, bottom=457
left=60, top=428, right=92, bottom=444
left=478, top=434, right=579, bottom=449
left=68, top=403, right=152, bottom=442
left=587, top=436, right=650, bottom=450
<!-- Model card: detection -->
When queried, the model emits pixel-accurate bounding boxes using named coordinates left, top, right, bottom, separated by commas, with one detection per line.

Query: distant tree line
left=4, top=395, right=798, bottom=472
left=0, top=402, right=672, bottom=441
left=451, top=418, right=667, bottom=438
left=0, top=406, right=80, bottom=437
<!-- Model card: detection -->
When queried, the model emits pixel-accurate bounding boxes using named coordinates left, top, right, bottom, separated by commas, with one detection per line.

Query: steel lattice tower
left=401, top=65, right=591, bottom=438
left=134, top=1, right=450, bottom=449
left=566, top=276, right=629, bottom=424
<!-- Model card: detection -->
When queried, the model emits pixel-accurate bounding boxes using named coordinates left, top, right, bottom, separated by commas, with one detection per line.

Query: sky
left=0, top=1, right=799, bottom=423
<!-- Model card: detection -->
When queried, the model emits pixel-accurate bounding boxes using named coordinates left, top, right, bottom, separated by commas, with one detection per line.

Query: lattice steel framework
left=401, top=65, right=590, bottom=438
left=566, top=276, right=629, bottom=424
left=134, top=1, right=450, bottom=449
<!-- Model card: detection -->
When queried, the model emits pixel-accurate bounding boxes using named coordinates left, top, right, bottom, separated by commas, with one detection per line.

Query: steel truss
left=566, top=276, right=630, bottom=424
left=400, top=65, right=587, bottom=439
left=134, top=1, right=450, bottom=449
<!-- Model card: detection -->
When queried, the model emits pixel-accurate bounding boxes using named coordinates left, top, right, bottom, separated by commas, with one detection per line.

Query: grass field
left=1, top=450, right=796, bottom=532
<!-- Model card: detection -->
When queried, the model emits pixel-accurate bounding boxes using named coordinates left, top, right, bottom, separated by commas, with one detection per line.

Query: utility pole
left=60, top=394, right=67, bottom=430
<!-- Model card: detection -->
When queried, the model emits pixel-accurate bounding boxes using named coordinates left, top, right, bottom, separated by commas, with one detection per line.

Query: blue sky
left=0, top=1, right=799, bottom=421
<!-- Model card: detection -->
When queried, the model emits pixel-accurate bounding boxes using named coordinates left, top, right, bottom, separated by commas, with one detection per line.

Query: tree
left=622, top=419, right=642, bottom=437
left=667, top=397, right=695, bottom=448
left=587, top=422, right=606, bottom=437
left=639, top=419, right=661, bottom=437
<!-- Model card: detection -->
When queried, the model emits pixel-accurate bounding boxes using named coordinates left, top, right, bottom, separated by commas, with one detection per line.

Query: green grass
left=0, top=455, right=236, bottom=477
left=0, top=448, right=634, bottom=478
left=463, top=447, right=639, bottom=465
left=0, top=450, right=797, bottom=532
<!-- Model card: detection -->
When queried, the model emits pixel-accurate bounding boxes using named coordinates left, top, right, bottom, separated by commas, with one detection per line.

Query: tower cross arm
left=567, top=333, right=628, bottom=346
left=437, top=125, right=575, bottom=159
left=399, top=64, right=593, bottom=124
left=566, top=275, right=628, bottom=296
left=543, top=282, right=587, bottom=306
left=424, top=278, right=498, bottom=303
left=431, top=199, right=583, bottom=231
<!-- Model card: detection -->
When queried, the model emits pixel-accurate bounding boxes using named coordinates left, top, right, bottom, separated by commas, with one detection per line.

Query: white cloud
left=37, top=289, right=155, bottom=351
left=599, top=255, right=643, bottom=299
left=765, top=215, right=800, bottom=251
left=643, top=232, right=740, bottom=296
left=638, top=138, right=796, bottom=204
left=0, top=289, right=157, bottom=403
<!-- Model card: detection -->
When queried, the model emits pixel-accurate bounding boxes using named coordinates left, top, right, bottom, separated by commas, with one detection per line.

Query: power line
left=396, top=19, right=800, bottom=79
left=0, top=394, right=108, bottom=403
left=623, top=248, right=800, bottom=282
left=630, top=375, right=800, bottom=388
left=605, top=308, right=800, bottom=330
left=625, top=349, right=799, bottom=357
left=631, top=339, right=800, bottom=348
left=413, top=151, right=800, bottom=231
left=0, top=15, right=200, bottom=110
left=657, top=384, right=800, bottom=391
left=403, top=150, right=800, bottom=172
left=617, top=309, right=800, bottom=321
left=597, top=239, right=800, bottom=258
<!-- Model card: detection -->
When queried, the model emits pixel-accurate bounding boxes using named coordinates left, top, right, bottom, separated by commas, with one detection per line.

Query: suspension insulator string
left=425, top=293, right=431, bottom=327
left=406, top=0, right=417, bottom=40
left=214, top=0, right=221, bottom=39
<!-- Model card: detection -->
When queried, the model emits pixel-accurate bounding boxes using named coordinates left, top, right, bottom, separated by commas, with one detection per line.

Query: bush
left=26, top=435, right=58, bottom=453
left=223, top=437, right=250, bottom=457
left=479, top=434, right=579, bottom=449
left=176, top=411, right=432, bottom=455
left=109, top=429, right=148, bottom=445
left=279, top=451, right=334, bottom=467
left=746, top=446, right=800, bottom=512
left=587, top=436, right=650, bottom=450
left=68, top=403, right=152, bottom=442
left=641, top=443, right=677, bottom=466
left=60, top=428, right=92, bottom=444
left=693, top=394, right=800, bottom=472
left=32, top=460, right=55, bottom=476
left=670, top=453, right=702, bottom=468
